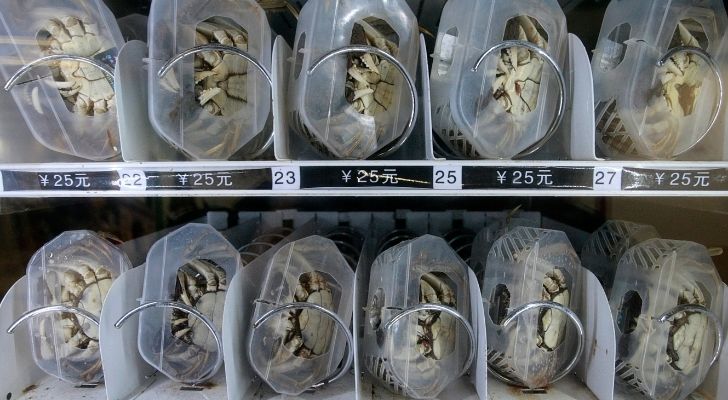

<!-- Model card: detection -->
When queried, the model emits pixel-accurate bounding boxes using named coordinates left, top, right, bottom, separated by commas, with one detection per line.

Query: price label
left=592, top=167, right=622, bottom=191
left=272, top=166, right=300, bottom=190
left=118, top=170, right=147, bottom=191
left=0, top=171, right=4, bottom=192
left=433, top=165, right=462, bottom=190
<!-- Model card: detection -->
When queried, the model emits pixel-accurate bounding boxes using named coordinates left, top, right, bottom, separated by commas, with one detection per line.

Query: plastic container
left=248, top=235, right=354, bottom=395
left=288, top=0, right=419, bottom=159
left=430, top=0, right=568, bottom=159
left=592, top=0, right=728, bottom=159
left=136, top=224, right=239, bottom=384
left=610, top=239, right=724, bottom=400
left=581, top=220, right=659, bottom=293
left=21, top=231, right=131, bottom=384
left=148, top=0, right=273, bottom=160
left=363, top=235, right=473, bottom=399
left=0, top=0, right=124, bottom=160
left=479, top=227, right=582, bottom=389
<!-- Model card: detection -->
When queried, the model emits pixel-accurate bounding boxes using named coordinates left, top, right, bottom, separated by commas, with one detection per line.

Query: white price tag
left=433, top=165, right=463, bottom=190
left=118, top=169, right=148, bottom=191
left=593, top=167, right=622, bottom=191
left=272, top=166, right=300, bottom=190
left=0, top=171, right=4, bottom=192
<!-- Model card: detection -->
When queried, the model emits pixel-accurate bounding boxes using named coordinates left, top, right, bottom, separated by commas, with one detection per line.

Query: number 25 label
left=433, top=165, right=462, bottom=190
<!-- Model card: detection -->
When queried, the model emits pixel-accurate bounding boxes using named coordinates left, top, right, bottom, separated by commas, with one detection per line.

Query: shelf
left=0, top=160, right=726, bottom=197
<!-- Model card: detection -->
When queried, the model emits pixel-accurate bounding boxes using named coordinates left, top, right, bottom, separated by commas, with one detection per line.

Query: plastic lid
left=431, top=0, right=567, bottom=159
left=363, top=235, right=472, bottom=399
left=610, top=239, right=723, bottom=399
left=26, top=230, right=131, bottom=384
left=592, top=0, right=728, bottom=159
left=480, top=227, right=582, bottom=389
left=137, top=223, right=239, bottom=384
left=289, top=0, right=419, bottom=159
left=0, top=0, right=124, bottom=160
left=248, top=235, right=354, bottom=396
left=148, top=0, right=272, bottom=160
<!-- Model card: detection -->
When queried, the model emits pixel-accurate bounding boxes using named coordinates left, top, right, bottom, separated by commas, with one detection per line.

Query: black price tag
left=622, top=168, right=728, bottom=191
left=2, top=171, right=119, bottom=191
left=144, top=169, right=272, bottom=191
left=301, top=166, right=433, bottom=189
left=462, top=166, right=595, bottom=190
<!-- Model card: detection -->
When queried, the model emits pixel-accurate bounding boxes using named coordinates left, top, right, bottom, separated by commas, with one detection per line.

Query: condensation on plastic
left=430, top=0, right=567, bottom=159
left=148, top=0, right=272, bottom=160
left=248, top=235, right=353, bottom=396
left=363, top=234, right=471, bottom=399
left=288, top=0, right=419, bottom=159
left=26, top=231, right=131, bottom=384
left=479, top=227, right=581, bottom=389
left=0, top=0, right=123, bottom=160
left=610, top=239, right=724, bottom=400
left=137, top=223, right=239, bottom=383
left=581, top=220, right=659, bottom=294
left=592, top=0, right=728, bottom=159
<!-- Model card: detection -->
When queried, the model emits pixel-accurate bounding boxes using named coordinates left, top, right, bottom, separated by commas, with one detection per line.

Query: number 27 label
left=593, top=167, right=622, bottom=191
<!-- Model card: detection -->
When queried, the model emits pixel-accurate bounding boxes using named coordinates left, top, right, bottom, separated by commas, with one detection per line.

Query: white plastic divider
left=116, top=40, right=184, bottom=162
left=0, top=277, right=47, bottom=400
left=272, top=36, right=293, bottom=161
left=100, top=264, right=156, bottom=400
left=568, top=34, right=598, bottom=161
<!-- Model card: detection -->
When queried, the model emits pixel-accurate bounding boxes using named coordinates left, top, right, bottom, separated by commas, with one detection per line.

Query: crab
left=276, top=271, right=335, bottom=359
left=600, top=21, right=706, bottom=158
left=170, top=259, right=227, bottom=354
left=365, top=271, right=458, bottom=395
left=38, top=16, right=116, bottom=116
left=194, top=19, right=250, bottom=118
left=38, top=240, right=116, bottom=383
left=666, top=284, right=708, bottom=373
left=538, top=269, right=570, bottom=351
left=440, top=16, right=548, bottom=159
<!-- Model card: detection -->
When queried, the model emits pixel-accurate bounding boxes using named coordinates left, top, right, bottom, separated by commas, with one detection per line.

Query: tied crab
left=194, top=19, right=250, bottom=118
left=167, top=259, right=227, bottom=380
left=666, top=284, right=709, bottom=373
left=37, top=16, right=115, bottom=116
left=441, top=16, right=548, bottom=158
left=538, top=269, right=570, bottom=351
left=365, top=272, right=458, bottom=395
left=599, top=21, right=707, bottom=158
left=271, top=271, right=335, bottom=367
left=39, top=239, right=117, bottom=383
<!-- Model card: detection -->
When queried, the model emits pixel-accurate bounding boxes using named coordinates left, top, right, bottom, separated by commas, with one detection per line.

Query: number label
left=272, top=166, right=300, bottom=190
left=593, top=167, right=622, bottom=191
left=119, top=170, right=147, bottom=191
left=433, top=165, right=462, bottom=190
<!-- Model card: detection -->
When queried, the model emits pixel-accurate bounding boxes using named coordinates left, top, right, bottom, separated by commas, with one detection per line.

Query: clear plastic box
left=136, top=223, right=239, bottom=384
left=610, top=239, right=724, bottom=399
left=479, top=227, right=582, bottom=389
left=287, top=0, right=419, bottom=159
left=247, top=235, right=354, bottom=395
left=430, top=0, right=568, bottom=159
left=581, top=220, right=659, bottom=293
left=148, top=0, right=272, bottom=160
left=592, top=0, right=728, bottom=159
left=24, top=231, right=131, bottom=384
left=363, top=234, right=473, bottom=399
left=0, top=0, right=124, bottom=160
